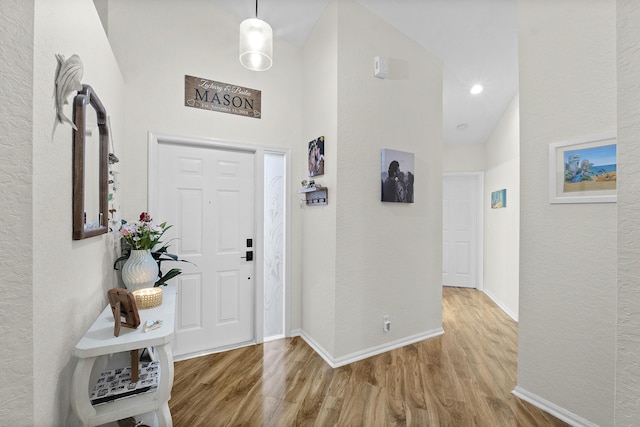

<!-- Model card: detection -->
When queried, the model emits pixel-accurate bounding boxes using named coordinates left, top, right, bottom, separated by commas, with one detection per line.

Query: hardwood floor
left=169, top=287, right=568, bottom=426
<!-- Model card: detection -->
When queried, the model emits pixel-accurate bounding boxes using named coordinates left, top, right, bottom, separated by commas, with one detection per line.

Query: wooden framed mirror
left=72, top=84, right=109, bottom=239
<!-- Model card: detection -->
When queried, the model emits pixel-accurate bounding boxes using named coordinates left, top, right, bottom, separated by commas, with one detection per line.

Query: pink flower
left=120, top=213, right=169, bottom=250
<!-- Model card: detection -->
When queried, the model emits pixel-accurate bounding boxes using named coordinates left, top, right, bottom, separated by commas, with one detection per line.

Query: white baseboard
left=512, top=386, right=598, bottom=427
left=483, top=288, right=518, bottom=322
left=297, top=328, right=445, bottom=368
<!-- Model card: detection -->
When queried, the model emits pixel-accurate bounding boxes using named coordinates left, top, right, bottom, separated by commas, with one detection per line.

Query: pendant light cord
left=256, top=0, right=259, bottom=18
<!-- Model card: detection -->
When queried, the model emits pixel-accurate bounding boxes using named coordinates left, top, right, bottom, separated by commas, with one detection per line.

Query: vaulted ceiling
left=212, top=0, right=519, bottom=145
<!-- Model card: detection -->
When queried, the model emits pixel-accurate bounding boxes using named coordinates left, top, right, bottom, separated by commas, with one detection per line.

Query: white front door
left=157, top=142, right=255, bottom=358
left=442, top=173, right=480, bottom=288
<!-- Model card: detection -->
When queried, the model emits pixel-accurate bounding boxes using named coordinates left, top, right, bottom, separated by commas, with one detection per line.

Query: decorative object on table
left=491, top=189, right=507, bottom=209
left=549, top=134, right=617, bottom=204
left=381, top=149, right=415, bottom=203
left=132, top=288, right=163, bottom=310
left=121, top=248, right=159, bottom=291
left=114, top=212, right=191, bottom=289
left=107, top=288, right=140, bottom=337
left=52, top=53, right=83, bottom=139
left=308, top=136, right=325, bottom=177
left=143, top=319, right=163, bottom=333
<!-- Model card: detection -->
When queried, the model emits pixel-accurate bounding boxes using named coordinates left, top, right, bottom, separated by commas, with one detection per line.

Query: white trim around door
left=148, top=132, right=292, bottom=358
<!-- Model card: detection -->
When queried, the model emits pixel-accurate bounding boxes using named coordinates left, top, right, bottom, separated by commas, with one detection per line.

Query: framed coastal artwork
left=381, top=149, right=414, bottom=203
left=491, top=189, right=507, bottom=209
left=549, top=134, right=617, bottom=204
left=308, top=136, right=325, bottom=177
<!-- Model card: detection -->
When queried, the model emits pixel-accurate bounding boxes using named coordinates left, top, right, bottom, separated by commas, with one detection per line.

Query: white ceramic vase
left=121, top=249, right=159, bottom=291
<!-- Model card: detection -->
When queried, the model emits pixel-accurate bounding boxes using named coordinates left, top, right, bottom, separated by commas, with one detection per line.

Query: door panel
left=442, top=174, right=479, bottom=288
left=158, top=143, right=254, bottom=357
left=178, top=274, right=202, bottom=329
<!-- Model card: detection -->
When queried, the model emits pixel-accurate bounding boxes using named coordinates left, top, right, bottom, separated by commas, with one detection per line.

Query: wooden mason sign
left=184, top=75, right=261, bottom=119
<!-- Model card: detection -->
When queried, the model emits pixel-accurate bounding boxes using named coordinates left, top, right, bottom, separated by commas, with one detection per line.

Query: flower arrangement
left=115, top=212, right=191, bottom=287
left=120, top=212, right=169, bottom=250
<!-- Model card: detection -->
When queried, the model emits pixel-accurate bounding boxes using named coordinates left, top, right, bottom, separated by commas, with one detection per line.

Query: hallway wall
left=517, top=0, right=616, bottom=424
left=0, top=1, right=35, bottom=424
left=441, top=96, right=520, bottom=322
left=483, top=94, right=520, bottom=320
left=443, top=143, right=485, bottom=172
left=300, top=0, right=338, bottom=356
left=334, top=0, right=444, bottom=360
left=300, top=0, right=444, bottom=364
left=616, top=0, right=640, bottom=423
left=31, top=0, right=126, bottom=424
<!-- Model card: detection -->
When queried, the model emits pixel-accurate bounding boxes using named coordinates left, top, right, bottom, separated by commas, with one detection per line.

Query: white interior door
left=157, top=143, right=255, bottom=358
left=442, top=173, right=480, bottom=288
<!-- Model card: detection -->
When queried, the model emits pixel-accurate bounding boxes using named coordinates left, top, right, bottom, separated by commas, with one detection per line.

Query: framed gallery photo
left=308, top=136, right=325, bottom=177
left=549, top=134, right=617, bottom=204
left=491, top=189, right=507, bottom=209
left=381, top=149, right=415, bottom=203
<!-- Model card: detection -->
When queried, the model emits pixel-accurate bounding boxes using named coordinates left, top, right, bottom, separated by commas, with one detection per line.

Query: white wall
left=0, top=1, right=35, bottom=424
left=616, top=1, right=640, bottom=424
left=517, top=1, right=616, bottom=425
left=483, top=94, right=519, bottom=320
left=299, top=0, right=444, bottom=364
left=106, top=0, right=304, bottom=331
left=334, top=0, right=443, bottom=360
left=31, top=0, right=126, bottom=424
left=300, top=0, right=338, bottom=355
left=107, top=0, right=303, bottom=217
left=443, top=143, right=485, bottom=172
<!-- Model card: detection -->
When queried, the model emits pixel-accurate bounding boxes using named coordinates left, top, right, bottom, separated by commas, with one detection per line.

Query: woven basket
left=132, top=287, right=163, bottom=309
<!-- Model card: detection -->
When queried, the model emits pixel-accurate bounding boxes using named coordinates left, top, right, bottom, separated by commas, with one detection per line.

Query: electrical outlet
left=383, top=315, right=391, bottom=332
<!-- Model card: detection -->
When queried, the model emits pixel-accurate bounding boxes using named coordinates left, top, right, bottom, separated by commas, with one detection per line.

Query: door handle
left=241, top=251, right=253, bottom=261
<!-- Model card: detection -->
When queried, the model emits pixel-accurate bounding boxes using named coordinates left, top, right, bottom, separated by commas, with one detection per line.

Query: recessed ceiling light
left=470, top=84, right=483, bottom=95
left=456, top=123, right=469, bottom=130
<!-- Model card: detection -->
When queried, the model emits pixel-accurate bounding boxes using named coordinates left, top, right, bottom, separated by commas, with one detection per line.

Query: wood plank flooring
left=169, top=287, right=568, bottom=426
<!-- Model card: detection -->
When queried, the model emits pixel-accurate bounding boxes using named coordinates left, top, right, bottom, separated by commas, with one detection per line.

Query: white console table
left=71, top=287, right=176, bottom=427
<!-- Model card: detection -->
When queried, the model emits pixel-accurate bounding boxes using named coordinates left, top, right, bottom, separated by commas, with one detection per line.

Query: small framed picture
left=491, top=189, right=507, bottom=209
left=381, top=149, right=414, bottom=203
left=549, top=134, right=616, bottom=204
left=308, top=136, right=325, bottom=177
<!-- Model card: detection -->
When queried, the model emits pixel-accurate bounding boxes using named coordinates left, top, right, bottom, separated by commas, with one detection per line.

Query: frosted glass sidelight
left=264, top=153, right=285, bottom=338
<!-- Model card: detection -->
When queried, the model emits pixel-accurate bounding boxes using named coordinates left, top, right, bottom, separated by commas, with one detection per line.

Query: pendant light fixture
left=239, top=0, right=273, bottom=71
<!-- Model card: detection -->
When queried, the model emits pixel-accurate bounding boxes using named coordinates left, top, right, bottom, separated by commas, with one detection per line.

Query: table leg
left=154, top=343, right=174, bottom=427
left=71, top=357, right=97, bottom=426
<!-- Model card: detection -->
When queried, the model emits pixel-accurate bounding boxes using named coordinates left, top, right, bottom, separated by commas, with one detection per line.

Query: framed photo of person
left=381, top=149, right=415, bottom=203
left=308, top=136, right=325, bottom=177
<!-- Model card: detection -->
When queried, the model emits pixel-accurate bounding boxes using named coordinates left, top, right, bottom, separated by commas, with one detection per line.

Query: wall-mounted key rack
left=298, top=186, right=328, bottom=206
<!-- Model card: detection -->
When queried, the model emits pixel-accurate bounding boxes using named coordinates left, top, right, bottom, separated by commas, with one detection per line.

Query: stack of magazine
left=90, top=361, right=159, bottom=405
